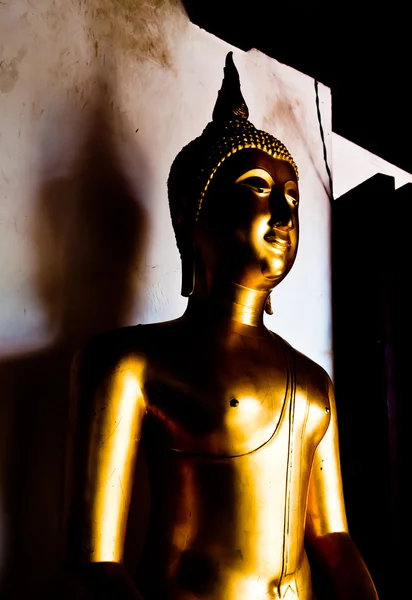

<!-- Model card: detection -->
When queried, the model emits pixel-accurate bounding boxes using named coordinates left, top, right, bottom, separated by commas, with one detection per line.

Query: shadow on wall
left=0, top=82, right=148, bottom=599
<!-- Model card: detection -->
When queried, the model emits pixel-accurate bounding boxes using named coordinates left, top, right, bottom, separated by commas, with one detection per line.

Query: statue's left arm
left=305, top=373, right=379, bottom=600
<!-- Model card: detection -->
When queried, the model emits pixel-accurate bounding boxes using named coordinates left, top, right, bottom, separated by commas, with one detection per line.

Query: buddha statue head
left=167, top=52, right=300, bottom=313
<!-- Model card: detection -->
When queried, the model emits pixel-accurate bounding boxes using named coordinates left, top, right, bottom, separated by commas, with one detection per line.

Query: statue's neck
left=185, top=282, right=270, bottom=329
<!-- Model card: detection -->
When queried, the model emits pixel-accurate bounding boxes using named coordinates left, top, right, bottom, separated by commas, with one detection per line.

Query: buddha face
left=194, top=148, right=299, bottom=292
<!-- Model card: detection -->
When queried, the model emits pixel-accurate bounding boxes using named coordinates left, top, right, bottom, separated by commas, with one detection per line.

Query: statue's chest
left=143, top=344, right=289, bottom=456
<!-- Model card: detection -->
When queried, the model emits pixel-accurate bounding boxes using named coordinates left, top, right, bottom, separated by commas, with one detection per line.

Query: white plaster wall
left=0, top=2, right=333, bottom=369
left=332, top=133, right=412, bottom=198
left=0, top=0, right=332, bottom=594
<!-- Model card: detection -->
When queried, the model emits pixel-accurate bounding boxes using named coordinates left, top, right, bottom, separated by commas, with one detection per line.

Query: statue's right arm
left=68, top=343, right=147, bottom=599
left=304, top=372, right=379, bottom=600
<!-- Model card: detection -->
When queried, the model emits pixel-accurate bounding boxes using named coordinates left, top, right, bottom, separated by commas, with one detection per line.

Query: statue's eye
left=239, top=177, right=271, bottom=195
left=284, top=181, right=299, bottom=206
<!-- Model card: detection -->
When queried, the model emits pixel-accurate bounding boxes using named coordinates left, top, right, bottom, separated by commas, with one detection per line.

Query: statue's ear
left=180, top=237, right=195, bottom=297
left=264, top=293, right=273, bottom=315
left=171, top=189, right=196, bottom=297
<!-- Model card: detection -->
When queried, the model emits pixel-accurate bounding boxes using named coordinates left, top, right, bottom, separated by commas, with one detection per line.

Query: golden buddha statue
left=68, top=53, right=379, bottom=600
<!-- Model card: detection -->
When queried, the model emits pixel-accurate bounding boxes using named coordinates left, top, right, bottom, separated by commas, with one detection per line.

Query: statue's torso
left=102, top=322, right=331, bottom=600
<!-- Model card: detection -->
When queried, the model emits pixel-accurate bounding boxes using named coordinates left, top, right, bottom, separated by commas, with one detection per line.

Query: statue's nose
left=269, top=189, right=293, bottom=231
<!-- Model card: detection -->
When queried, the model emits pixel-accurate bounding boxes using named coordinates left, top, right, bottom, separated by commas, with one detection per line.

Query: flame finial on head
left=212, top=52, right=249, bottom=122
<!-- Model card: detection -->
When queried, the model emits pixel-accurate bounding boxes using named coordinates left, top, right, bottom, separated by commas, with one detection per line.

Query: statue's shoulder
left=275, top=334, right=333, bottom=400
left=71, top=321, right=174, bottom=384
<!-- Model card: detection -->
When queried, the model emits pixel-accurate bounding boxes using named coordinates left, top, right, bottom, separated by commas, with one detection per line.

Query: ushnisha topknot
left=168, top=52, right=298, bottom=243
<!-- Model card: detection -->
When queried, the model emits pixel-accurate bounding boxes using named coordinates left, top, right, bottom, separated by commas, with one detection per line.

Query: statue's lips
left=264, top=234, right=291, bottom=250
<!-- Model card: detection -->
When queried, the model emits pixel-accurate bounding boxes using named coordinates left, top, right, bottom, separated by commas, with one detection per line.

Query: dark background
left=183, top=0, right=411, bottom=175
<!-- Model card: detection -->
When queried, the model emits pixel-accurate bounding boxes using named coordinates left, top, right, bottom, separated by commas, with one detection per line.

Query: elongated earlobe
left=180, top=242, right=195, bottom=297
left=264, top=294, right=273, bottom=315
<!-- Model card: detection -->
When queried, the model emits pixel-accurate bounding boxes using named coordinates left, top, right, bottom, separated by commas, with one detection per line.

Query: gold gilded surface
left=69, top=54, right=379, bottom=600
